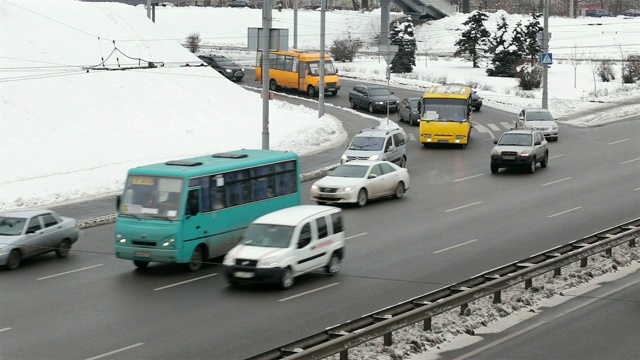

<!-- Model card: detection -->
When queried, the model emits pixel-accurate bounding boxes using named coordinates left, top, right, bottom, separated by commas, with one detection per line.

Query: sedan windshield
left=330, top=164, right=369, bottom=178
left=214, top=57, right=235, bottom=66
left=369, top=88, right=392, bottom=96
left=0, top=216, right=26, bottom=236
left=348, top=136, right=384, bottom=151
left=498, top=134, right=532, bottom=146
left=526, top=111, right=554, bottom=121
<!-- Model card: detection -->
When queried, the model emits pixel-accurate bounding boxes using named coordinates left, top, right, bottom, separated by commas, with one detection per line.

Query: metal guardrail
left=247, top=217, right=640, bottom=359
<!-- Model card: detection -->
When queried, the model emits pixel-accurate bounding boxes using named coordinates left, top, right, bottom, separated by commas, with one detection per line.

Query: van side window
left=317, top=217, right=328, bottom=238
left=384, top=138, right=392, bottom=152
left=298, top=223, right=312, bottom=248
left=393, top=132, right=405, bottom=146
left=331, top=212, right=343, bottom=233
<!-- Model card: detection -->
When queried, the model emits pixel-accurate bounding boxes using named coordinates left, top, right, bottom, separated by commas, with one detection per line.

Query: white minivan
left=222, top=205, right=345, bottom=289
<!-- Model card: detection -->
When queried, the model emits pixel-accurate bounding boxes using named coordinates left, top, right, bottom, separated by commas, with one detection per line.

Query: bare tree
left=566, top=44, right=581, bottom=88
left=585, top=53, right=599, bottom=93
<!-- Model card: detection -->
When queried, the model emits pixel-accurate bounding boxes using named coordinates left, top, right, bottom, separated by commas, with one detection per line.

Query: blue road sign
left=541, top=52, right=553, bottom=65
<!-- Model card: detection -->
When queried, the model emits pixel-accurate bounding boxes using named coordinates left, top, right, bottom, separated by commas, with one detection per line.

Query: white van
left=222, top=205, right=345, bottom=289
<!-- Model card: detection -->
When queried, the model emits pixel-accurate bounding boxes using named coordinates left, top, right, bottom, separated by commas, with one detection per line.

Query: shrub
left=622, top=54, right=640, bottom=83
left=185, top=32, right=201, bottom=54
left=329, top=37, right=364, bottom=62
left=597, top=59, right=615, bottom=82
left=516, top=63, right=542, bottom=90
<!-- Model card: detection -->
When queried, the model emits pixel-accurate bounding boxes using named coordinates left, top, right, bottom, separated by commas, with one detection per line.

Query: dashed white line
left=454, top=174, right=484, bottom=182
left=500, top=122, right=513, bottom=129
left=620, top=158, right=640, bottom=165
left=433, top=239, right=478, bottom=254
left=608, top=138, right=629, bottom=145
left=542, top=177, right=571, bottom=186
left=278, top=283, right=339, bottom=302
left=346, top=232, right=368, bottom=240
left=85, top=343, right=144, bottom=360
left=37, top=264, right=104, bottom=280
left=488, top=123, right=501, bottom=131
left=548, top=206, right=582, bottom=218
left=0, top=327, right=12, bottom=333
left=549, top=154, right=564, bottom=159
left=153, top=273, right=217, bottom=291
left=445, top=201, right=482, bottom=212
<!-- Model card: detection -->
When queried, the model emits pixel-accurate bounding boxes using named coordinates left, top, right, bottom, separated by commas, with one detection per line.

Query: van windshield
left=349, top=136, right=384, bottom=151
left=242, top=224, right=294, bottom=248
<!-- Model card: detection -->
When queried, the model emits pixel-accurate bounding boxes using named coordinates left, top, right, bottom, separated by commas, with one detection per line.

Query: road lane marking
left=542, top=177, right=571, bottom=186
left=346, top=232, right=368, bottom=240
left=445, top=201, right=482, bottom=212
left=488, top=123, right=501, bottom=131
left=37, top=264, right=104, bottom=280
left=433, top=239, right=478, bottom=254
left=153, top=273, right=217, bottom=291
left=549, top=154, right=564, bottom=159
left=454, top=174, right=484, bottom=182
left=278, top=283, right=339, bottom=302
left=85, top=343, right=144, bottom=360
left=0, top=328, right=12, bottom=332
left=548, top=206, right=582, bottom=218
left=500, top=122, right=513, bottom=129
left=607, top=138, right=629, bottom=145
left=620, top=157, right=640, bottom=165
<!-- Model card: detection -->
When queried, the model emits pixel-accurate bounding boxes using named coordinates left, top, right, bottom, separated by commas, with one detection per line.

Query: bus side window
left=186, top=189, right=200, bottom=216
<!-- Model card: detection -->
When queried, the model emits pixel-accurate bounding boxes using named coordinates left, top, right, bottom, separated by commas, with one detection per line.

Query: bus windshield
left=307, top=61, right=337, bottom=76
left=422, top=98, right=468, bottom=122
left=120, top=175, right=184, bottom=220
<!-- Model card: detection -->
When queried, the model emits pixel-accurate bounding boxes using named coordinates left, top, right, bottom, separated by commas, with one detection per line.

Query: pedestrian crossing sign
left=540, top=53, right=553, bottom=65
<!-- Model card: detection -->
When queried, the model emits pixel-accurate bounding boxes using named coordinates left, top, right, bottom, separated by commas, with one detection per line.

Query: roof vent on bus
left=212, top=152, right=248, bottom=159
left=165, top=160, right=203, bottom=166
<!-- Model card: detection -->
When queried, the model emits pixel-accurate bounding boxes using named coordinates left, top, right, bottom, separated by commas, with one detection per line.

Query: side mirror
left=368, top=174, right=378, bottom=179
left=493, top=140, right=498, bottom=144
left=116, top=195, right=121, bottom=211
left=535, top=141, right=542, bottom=145
left=27, top=228, right=37, bottom=234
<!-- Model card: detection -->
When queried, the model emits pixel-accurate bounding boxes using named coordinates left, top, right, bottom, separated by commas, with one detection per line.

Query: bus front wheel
left=307, top=86, right=316, bottom=97
left=133, top=260, right=149, bottom=269
left=186, top=245, right=204, bottom=272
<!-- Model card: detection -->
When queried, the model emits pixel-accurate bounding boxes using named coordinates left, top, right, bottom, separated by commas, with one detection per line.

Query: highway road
left=1, top=74, right=639, bottom=359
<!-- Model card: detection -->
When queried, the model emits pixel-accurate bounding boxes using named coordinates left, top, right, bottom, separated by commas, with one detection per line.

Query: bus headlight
left=116, top=233, right=127, bottom=243
left=162, top=237, right=176, bottom=247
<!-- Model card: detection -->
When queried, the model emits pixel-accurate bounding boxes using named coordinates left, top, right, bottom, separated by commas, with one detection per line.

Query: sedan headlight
left=519, top=150, right=530, bottom=157
left=375, top=101, right=384, bottom=105
left=311, top=184, right=319, bottom=191
left=225, top=69, right=232, bottom=73
left=338, top=186, right=353, bottom=192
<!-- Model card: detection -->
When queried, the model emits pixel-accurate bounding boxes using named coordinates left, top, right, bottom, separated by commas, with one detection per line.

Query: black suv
left=198, top=55, right=245, bottom=82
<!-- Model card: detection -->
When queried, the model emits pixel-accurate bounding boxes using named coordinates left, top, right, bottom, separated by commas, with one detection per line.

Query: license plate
left=134, top=251, right=151, bottom=258
left=437, top=139, right=449, bottom=143
left=234, top=271, right=254, bottom=278
left=322, top=194, right=337, bottom=198
left=503, top=156, right=516, bottom=160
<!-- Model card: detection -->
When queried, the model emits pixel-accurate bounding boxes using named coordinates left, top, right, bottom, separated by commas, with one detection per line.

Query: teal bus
left=114, top=149, right=301, bottom=271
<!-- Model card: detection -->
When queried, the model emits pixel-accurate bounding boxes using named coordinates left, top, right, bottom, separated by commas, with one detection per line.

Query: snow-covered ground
left=1, top=1, right=639, bottom=212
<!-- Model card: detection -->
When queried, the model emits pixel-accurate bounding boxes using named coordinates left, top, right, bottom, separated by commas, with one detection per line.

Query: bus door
left=298, top=61, right=307, bottom=91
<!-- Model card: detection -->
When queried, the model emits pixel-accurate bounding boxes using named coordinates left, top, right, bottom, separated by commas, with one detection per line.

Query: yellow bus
left=418, top=84, right=474, bottom=148
left=255, top=50, right=341, bottom=97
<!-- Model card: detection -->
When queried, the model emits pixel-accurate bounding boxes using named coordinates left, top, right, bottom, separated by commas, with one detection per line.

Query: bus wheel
left=186, top=246, right=204, bottom=272
left=269, top=79, right=278, bottom=91
left=133, top=260, right=149, bottom=269
left=307, top=86, right=316, bottom=97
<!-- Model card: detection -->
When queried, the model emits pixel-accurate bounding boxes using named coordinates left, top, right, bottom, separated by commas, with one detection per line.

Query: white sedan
left=310, top=160, right=410, bottom=207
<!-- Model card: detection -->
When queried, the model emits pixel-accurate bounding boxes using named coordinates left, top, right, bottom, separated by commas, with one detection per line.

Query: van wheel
left=280, top=268, right=294, bottom=289
left=399, top=156, right=407, bottom=168
left=325, top=254, right=341, bottom=275
left=269, top=79, right=278, bottom=91
left=186, top=245, right=204, bottom=272
left=6, top=249, right=21, bottom=270
left=356, top=189, right=368, bottom=207
left=133, top=260, right=149, bottom=269
left=368, top=103, right=375, bottom=113
left=393, top=182, right=405, bottom=199
left=56, top=239, right=71, bottom=258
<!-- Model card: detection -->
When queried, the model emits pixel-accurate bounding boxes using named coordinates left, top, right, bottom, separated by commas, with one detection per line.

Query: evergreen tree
left=523, top=9, right=543, bottom=65
left=487, top=14, right=509, bottom=55
left=389, top=18, right=417, bottom=74
left=453, top=9, right=491, bottom=68
left=510, top=20, right=527, bottom=55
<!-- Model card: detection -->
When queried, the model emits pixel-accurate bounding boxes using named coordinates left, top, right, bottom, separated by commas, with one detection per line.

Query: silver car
left=310, top=160, right=410, bottom=207
left=490, top=129, right=549, bottom=174
left=0, top=209, right=79, bottom=270
left=515, top=108, right=559, bottom=141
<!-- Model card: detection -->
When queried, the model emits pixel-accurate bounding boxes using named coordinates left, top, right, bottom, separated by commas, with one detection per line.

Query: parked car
left=471, top=90, right=483, bottom=111
left=348, top=85, right=400, bottom=113
left=0, top=209, right=79, bottom=270
left=223, top=205, right=345, bottom=289
left=397, top=97, right=421, bottom=125
left=310, top=160, right=410, bottom=207
left=515, top=107, right=559, bottom=141
left=227, top=0, right=254, bottom=8
left=198, top=54, right=245, bottom=82
left=341, top=127, right=408, bottom=167
left=623, top=9, right=640, bottom=16
left=586, top=9, right=612, bottom=17
left=490, top=129, right=549, bottom=174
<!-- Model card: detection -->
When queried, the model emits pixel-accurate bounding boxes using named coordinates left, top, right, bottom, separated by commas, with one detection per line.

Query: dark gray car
left=198, top=54, right=245, bottom=82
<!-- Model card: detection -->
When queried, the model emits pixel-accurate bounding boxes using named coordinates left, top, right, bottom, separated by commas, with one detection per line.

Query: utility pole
left=542, top=0, right=549, bottom=109
left=262, top=0, right=272, bottom=149
left=319, top=0, right=326, bottom=117
left=293, top=0, right=298, bottom=48
left=146, top=0, right=151, bottom=19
